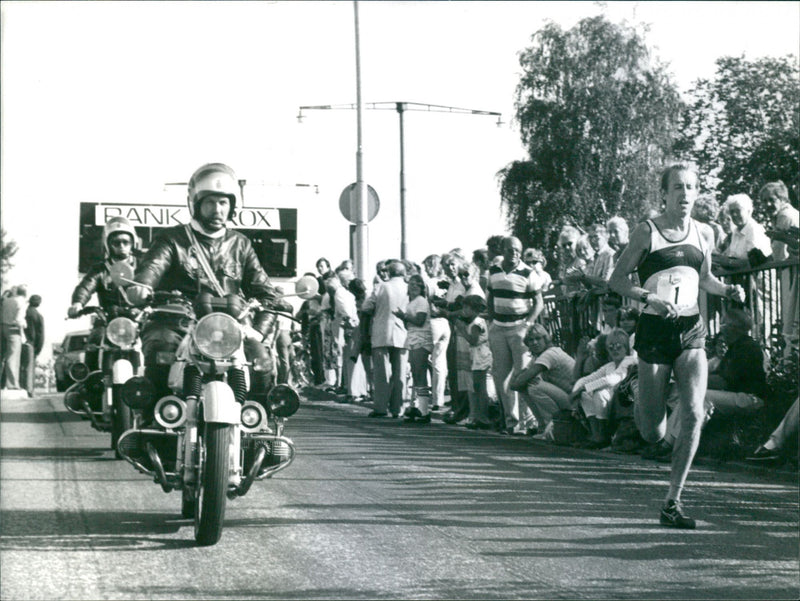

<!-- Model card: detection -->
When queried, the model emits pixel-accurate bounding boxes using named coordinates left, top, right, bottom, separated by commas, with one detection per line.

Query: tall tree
left=499, top=16, right=683, bottom=254
left=675, top=55, right=800, bottom=219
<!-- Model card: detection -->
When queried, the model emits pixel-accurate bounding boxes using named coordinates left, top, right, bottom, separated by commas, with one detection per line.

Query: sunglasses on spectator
left=607, top=342, right=626, bottom=350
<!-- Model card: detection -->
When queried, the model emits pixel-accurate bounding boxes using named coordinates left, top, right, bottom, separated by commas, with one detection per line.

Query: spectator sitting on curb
left=510, top=324, right=575, bottom=437
left=569, top=327, right=638, bottom=449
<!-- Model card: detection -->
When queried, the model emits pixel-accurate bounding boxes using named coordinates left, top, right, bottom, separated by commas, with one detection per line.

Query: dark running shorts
left=634, top=313, right=707, bottom=365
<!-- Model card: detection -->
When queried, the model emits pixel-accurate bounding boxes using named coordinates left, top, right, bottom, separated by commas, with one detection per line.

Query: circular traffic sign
left=339, top=183, right=379, bottom=224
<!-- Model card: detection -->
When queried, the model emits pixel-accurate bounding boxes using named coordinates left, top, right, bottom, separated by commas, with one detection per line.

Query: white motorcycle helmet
left=187, top=163, right=240, bottom=221
left=103, top=216, right=138, bottom=256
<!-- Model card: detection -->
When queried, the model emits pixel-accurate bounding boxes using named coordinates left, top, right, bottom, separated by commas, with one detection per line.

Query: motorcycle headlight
left=192, top=313, right=242, bottom=360
left=240, top=401, right=268, bottom=432
left=69, top=362, right=90, bottom=382
left=121, top=376, right=156, bottom=411
left=106, top=317, right=138, bottom=348
left=154, top=395, right=187, bottom=429
left=266, top=384, right=300, bottom=418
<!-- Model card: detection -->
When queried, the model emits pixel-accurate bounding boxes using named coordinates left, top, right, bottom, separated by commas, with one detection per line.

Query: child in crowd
left=618, top=305, right=640, bottom=347
left=573, top=333, right=610, bottom=381
left=595, top=293, right=623, bottom=333
left=348, top=278, right=372, bottom=402
left=453, top=295, right=493, bottom=429
left=394, top=274, right=433, bottom=423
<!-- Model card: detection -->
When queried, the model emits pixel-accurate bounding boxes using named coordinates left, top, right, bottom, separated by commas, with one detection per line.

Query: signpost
left=338, top=183, right=379, bottom=224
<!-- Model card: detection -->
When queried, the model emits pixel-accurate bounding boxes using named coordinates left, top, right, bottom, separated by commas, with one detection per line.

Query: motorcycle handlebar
left=258, top=308, right=301, bottom=324
left=239, top=298, right=299, bottom=323
left=70, top=306, right=105, bottom=320
left=68, top=305, right=149, bottom=324
left=152, top=290, right=187, bottom=304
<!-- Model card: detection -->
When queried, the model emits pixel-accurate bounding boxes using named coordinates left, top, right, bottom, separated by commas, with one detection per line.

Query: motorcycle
left=113, top=267, right=318, bottom=546
left=63, top=302, right=143, bottom=457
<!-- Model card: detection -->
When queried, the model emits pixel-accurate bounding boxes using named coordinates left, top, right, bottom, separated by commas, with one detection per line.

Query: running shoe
left=660, top=500, right=696, bottom=529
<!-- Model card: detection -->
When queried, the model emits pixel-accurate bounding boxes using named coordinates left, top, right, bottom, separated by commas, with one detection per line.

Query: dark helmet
left=187, top=163, right=240, bottom=221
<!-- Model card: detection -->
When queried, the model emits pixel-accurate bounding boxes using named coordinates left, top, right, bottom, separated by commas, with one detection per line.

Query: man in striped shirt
left=487, top=236, right=544, bottom=433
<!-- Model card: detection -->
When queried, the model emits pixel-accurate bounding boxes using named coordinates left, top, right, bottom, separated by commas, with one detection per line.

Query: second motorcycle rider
left=127, top=162, right=286, bottom=402
left=68, top=216, right=140, bottom=371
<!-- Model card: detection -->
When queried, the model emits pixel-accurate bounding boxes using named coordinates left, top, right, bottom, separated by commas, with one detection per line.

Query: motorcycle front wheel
left=194, top=422, right=231, bottom=546
left=111, top=385, right=133, bottom=458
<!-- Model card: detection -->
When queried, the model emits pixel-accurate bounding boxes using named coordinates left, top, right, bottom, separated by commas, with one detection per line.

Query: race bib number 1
left=656, top=273, right=692, bottom=307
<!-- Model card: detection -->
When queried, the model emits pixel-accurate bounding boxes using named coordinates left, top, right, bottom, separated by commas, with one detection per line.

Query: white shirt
left=573, top=355, right=637, bottom=395
left=726, top=220, right=772, bottom=261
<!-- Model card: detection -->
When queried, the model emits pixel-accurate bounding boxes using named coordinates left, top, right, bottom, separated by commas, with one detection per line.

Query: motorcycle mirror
left=290, top=275, right=319, bottom=300
left=108, top=261, right=153, bottom=294
left=108, top=262, right=135, bottom=287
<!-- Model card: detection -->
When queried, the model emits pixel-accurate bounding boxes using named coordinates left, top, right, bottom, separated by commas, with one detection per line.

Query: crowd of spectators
left=1, top=285, right=44, bottom=394
left=290, top=179, right=798, bottom=464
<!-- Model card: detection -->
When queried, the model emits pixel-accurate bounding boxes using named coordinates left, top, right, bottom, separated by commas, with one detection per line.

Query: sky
left=2, top=0, right=799, bottom=357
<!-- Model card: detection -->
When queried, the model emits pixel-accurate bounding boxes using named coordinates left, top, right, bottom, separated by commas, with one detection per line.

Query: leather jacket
left=72, top=257, right=137, bottom=313
left=134, top=225, right=279, bottom=303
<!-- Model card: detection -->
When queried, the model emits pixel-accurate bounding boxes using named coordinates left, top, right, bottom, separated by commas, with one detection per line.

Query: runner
left=609, top=164, right=745, bottom=529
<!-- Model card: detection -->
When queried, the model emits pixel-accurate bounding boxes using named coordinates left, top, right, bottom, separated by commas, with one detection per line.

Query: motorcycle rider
left=68, top=216, right=140, bottom=371
left=127, top=162, right=284, bottom=401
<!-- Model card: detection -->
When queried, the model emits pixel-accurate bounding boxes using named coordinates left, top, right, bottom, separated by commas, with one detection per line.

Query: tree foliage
left=675, top=55, right=800, bottom=219
left=0, top=229, right=19, bottom=276
left=498, top=16, right=684, bottom=255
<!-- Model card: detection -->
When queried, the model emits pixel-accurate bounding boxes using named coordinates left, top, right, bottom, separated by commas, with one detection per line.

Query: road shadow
left=0, top=509, right=195, bottom=551
left=0, top=447, right=115, bottom=461
left=278, top=405, right=799, bottom=577
left=0, top=411, right=84, bottom=423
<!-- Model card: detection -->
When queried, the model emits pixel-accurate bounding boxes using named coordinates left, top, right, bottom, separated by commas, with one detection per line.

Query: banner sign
left=79, top=203, right=297, bottom=277
left=93, top=204, right=283, bottom=230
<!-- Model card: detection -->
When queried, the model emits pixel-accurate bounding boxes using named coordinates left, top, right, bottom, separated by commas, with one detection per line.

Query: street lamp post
left=353, top=0, right=368, bottom=280
left=298, top=101, right=503, bottom=261
left=397, top=102, right=407, bottom=260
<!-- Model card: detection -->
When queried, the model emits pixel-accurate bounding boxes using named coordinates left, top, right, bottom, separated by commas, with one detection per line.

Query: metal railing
left=541, top=258, right=799, bottom=357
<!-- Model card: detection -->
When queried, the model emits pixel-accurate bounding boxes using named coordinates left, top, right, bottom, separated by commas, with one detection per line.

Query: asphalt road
left=1, top=390, right=798, bottom=600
